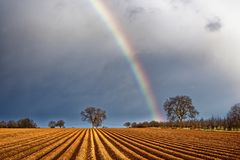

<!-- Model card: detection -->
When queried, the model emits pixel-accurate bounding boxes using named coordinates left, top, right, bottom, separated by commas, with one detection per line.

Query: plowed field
left=0, top=128, right=239, bottom=160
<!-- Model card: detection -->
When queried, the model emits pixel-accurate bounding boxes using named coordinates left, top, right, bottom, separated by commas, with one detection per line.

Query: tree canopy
left=164, top=96, right=199, bottom=127
left=227, top=103, right=240, bottom=129
left=123, top=122, right=131, bottom=128
left=48, top=121, right=56, bottom=128
left=81, top=107, right=106, bottom=128
left=48, top=120, right=65, bottom=128
left=56, top=120, right=65, bottom=128
left=0, top=118, right=37, bottom=128
left=17, top=118, right=37, bottom=128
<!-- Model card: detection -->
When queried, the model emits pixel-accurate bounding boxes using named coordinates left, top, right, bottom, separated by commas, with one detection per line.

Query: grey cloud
left=180, top=0, right=192, bottom=4
left=125, top=7, right=145, bottom=22
left=205, top=17, right=222, bottom=32
left=171, top=0, right=192, bottom=5
left=170, top=0, right=192, bottom=9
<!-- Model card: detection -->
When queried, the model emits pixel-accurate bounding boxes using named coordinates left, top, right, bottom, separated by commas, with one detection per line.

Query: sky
left=0, top=0, right=240, bottom=128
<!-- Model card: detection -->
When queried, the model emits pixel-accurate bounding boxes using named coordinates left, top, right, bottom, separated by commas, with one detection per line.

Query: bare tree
left=81, top=107, right=106, bottom=128
left=56, top=120, right=65, bottom=128
left=164, top=96, right=199, bottom=127
left=48, top=121, right=56, bottom=128
left=227, top=103, right=240, bottom=130
left=0, top=121, right=7, bottom=128
left=131, top=122, right=137, bottom=128
left=7, top=120, right=18, bottom=128
left=123, top=122, right=131, bottom=128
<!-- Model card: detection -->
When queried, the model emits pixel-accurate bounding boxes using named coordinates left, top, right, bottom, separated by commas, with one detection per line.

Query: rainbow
left=90, top=0, right=162, bottom=121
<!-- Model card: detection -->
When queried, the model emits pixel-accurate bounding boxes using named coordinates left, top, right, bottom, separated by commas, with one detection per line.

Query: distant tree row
left=0, top=118, right=37, bottom=128
left=124, top=96, right=240, bottom=130
left=48, top=120, right=65, bottom=128
left=124, top=117, right=238, bottom=130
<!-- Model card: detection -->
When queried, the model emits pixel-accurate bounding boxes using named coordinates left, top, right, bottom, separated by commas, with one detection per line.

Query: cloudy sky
left=0, top=0, right=239, bottom=127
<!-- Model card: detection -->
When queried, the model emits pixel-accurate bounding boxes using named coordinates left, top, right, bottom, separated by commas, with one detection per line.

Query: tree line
left=124, top=96, right=240, bottom=130
left=48, top=120, right=65, bottom=128
left=0, top=106, right=107, bottom=128
left=124, top=117, right=239, bottom=130
left=0, top=118, right=37, bottom=128
left=1, top=96, right=239, bottom=129
left=0, top=118, right=66, bottom=128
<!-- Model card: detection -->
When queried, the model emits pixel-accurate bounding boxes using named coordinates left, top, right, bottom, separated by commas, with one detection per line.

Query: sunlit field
left=0, top=128, right=239, bottom=160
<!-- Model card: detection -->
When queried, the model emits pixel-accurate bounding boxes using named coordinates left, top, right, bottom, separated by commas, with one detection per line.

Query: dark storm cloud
left=0, top=0, right=239, bottom=127
left=138, top=51, right=236, bottom=118
left=0, top=53, right=150, bottom=123
left=205, top=17, right=222, bottom=32
left=0, top=0, right=147, bottom=127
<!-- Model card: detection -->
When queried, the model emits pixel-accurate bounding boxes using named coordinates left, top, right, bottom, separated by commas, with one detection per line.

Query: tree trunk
left=179, top=118, right=183, bottom=128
